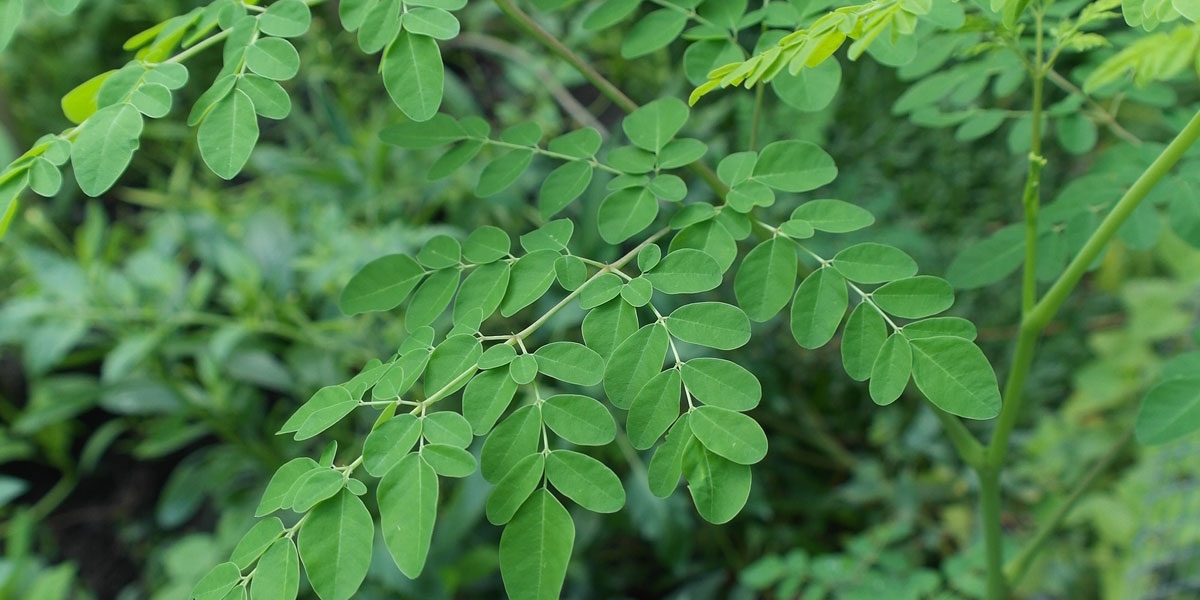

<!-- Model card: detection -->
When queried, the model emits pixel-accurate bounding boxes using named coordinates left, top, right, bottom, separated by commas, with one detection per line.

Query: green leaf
left=627, top=369, right=681, bottom=450
left=509, top=354, right=538, bottom=385
left=945, top=225, right=1025, bottom=289
left=790, top=199, right=874, bottom=233
left=259, top=0, right=312, bottom=37
left=363, top=414, right=422, bottom=477
left=477, top=150, right=534, bottom=197
left=231, top=517, right=284, bottom=569
left=648, top=414, right=692, bottom=497
left=422, top=411, right=473, bottom=448
left=298, top=489, right=373, bottom=600
left=487, top=453, right=545, bottom=525
left=752, top=140, right=837, bottom=192
left=480, top=344, right=518, bottom=370
left=463, top=368, right=518, bottom=434
left=28, top=158, right=62, bottom=197
left=402, top=7, right=460, bottom=40
left=669, top=203, right=716, bottom=229
left=903, top=317, right=977, bottom=340
left=357, top=0, right=402, bottom=52
left=246, top=38, right=301, bottom=80
left=598, top=187, right=658, bottom=244
left=607, top=145, right=656, bottom=173
left=384, top=31, right=444, bottom=121
left=909, top=336, right=1001, bottom=419
left=870, top=333, right=911, bottom=405
left=547, top=128, right=602, bottom=157
left=582, top=297, right=639, bottom=359
left=621, top=9, right=687, bottom=58
left=670, top=219, right=737, bottom=271
left=339, top=254, right=424, bottom=315
left=249, top=539, right=300, bottom=600
left=198, top=89, right=259, bottom=180
left=603, top=324, right=669, bottom=410
left=455, top=261, right=510, bottom=324
left=187, top=75, right=236, bottom=127
left=1135, top=375, right=1200, bottom=445
left=190, top=562, right=240, bottom=600
left=282, top=386, right=356, bottom=441
left=582, top=0, right=639, bottom=29
left=555, top=255, right=588, bottom=291
left=425, top=334, right=481, bottom=394
left=772, top=58, right=841, bottom=112
left=736, top=238, right=798, bottom=322
left=546, top=450, right=625, bottom=512
left=539, top=394, right=613, bottom=446
left=645, top=248, right=722, bottom=294
left=872, top=276, right=955, bottom=319
left=622, top=97, right=689, bottom=152
left=500, top=489, right=574, bottom=600
left=579, top=273, right=623, bottom=309
left=71, top=104, right=143, bottom=197
left=620, top=277, right=654, bottom=306
left=520, top=219, right=574, bottom=252
left=417, top=234, right=462, bottom=268
left=539, top=162, right=594, bottom=219
left=534, top=342, right=605, bottom=387
left=481, top=405, right=542, bottom=482
left=501, top=249, right=560, bottom=317
left=682, top=438, right=751, bottom=524
left=658, top=138, right=707, bottom=168
left=381, top=114, right=466, bottom=148
left=726, top=181, right=774, bottom=212
left=680, top=358, right=760, bottom=411
left=289, top=468, right=344, bottom=513
left=257, top=457, right=320, bottom=516
left=831, top=243, right=918, bottom=284
left=420, top=443, right=476, bottom=477
left=130, top=83, right=172, bottom=118
left=840, top=303, right=888, bottom=381
left=405, top=268, right=459, bottom=330
left=463, top=226, right=512, bottom=263
left=665, top=302, right=750, bottom=350
left=689, top=405, right=768, bottom=465
left=637, top=244, right=662, bottom=272
left=378, top=454, right=437, bottom=578
left=237, top=75, right=291, bottom=120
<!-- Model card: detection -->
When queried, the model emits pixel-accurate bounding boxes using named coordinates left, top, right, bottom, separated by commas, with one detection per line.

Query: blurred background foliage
left=0, top=1, right=1198, bottom=599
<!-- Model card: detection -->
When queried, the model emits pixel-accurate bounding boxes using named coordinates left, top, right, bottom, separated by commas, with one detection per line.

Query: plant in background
left=2, top=0, right=1199, bottom=599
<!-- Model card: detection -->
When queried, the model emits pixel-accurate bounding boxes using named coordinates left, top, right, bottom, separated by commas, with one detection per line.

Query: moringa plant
left=2, top=0, right=1200, bottom=599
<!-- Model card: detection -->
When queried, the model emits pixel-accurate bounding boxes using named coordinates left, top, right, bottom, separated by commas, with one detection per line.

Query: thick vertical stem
left=980, top=467, right=1006, bottom=599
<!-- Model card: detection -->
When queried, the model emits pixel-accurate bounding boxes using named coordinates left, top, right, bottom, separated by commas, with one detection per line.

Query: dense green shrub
left=1, top=0, right=1199, bottom=599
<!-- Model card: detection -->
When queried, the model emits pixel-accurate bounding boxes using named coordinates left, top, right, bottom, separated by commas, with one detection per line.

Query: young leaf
left=680, top=358, right=760, bottom=411
left=546, top=450, right=625, bottom=513
left=71, top=103, right=143, bottom=196
left=481, top=404, right=542, bottom=482
left=831, top=243, right=918, bottom=284
left=736, top=238, right=798, bottom=322
left=298, top=489, right=373, bottom=600
left=869, top=334, right=911, bottom=405
left=872, top=276, right=955, bottom=319
left=1134, top=375, right=1200, bottom=445
left=689, top=405, right=768, bottom=465
left=603, top=324, right=669, bottom=410
left=909, top=336, right=1001, bottom=419
left=841, top=303, right=888, bottom=381
left=363, top=413, right=422, bottom=477
left=463, top=368, right=519, bottom=435
left=627, top=368, right=681, bottom=450
left=535, top=342, right=605, bottom=386
left=383, top=31, right=444, bottom=121
left=665, top=302, right=751, bottom=350
left=378, top=454, right=437, bottom=578
left=249, top=539, right=300, bottom=600
left=542, top=394, right=615, bottom=446
left=500, top=489, right=574, bottom=600
left=682, top=438, right=751, bottom=524
left=486, top=453, right=545, bottom=525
